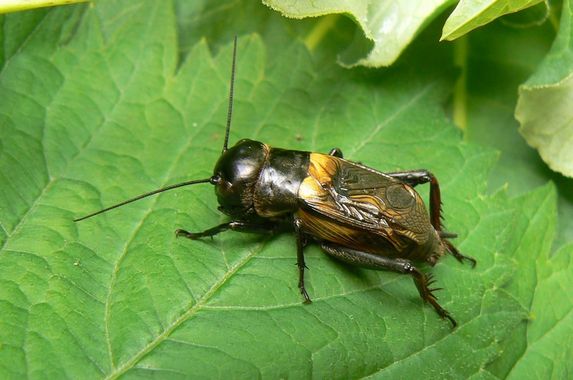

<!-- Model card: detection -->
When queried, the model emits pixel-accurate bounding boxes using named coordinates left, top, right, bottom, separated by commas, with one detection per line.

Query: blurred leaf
left=0, top=0, right=86, bottom=14
left=442, top=0, right=543, bottom=40
left=262, top=0, right=456, bottom=67
left=516, top=0, right=573, bottom=177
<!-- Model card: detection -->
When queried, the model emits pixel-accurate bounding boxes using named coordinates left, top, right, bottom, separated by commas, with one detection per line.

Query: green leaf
left=0, top=0, right=86, bottom=14
left=0, top=0, right=571, bottom=378
left=262, top=0, right=456, bottom=67
left=261, top=0, right=548, bottom=66
left=516, top=0, right=573, bottom=178
left=505, top=188, right=573, bottom=379
left=516, top=244, right=573, bottom=378
left=460, top=9, right=573, bottom=377
left=442, top=0, right=544, bottom=40
left=461, top=2, right=573, bottom=248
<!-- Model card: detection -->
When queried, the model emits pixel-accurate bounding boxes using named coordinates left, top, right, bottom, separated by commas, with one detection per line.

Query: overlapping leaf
left=516, top=0, right=573, bottom=178
left=262, top=0, right=545, bottom=67
left=262, top=0, right=456, bottom=67
left=0, top=0, right=86, bottom=14
left=442, top=0, right=544, bottom=40
left=0, top=0, right=570, bottom=378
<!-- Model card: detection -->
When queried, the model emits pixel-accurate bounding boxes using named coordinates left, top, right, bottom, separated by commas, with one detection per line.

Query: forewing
left=298, top=154, right=430, bottom=247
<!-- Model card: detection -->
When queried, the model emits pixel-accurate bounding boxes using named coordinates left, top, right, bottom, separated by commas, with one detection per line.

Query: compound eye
left=217, top=179, right=231, bottom=192
left=215, top=177, right=235, bottom=198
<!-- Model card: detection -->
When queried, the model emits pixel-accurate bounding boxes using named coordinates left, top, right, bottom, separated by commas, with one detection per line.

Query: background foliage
left=0, top=0, right=572, bottom=378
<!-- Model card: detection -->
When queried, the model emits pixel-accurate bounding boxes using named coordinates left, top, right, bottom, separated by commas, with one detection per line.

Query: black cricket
left=75, top=37, right=475, bottom=327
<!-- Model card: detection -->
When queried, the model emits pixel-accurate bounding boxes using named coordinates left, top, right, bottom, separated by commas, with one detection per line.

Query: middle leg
left=294, top=218, right=312, bottom=303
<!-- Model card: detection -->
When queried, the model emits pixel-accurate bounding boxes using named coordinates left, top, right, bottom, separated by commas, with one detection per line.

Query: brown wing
left=297, top=153, right=431, bottom=252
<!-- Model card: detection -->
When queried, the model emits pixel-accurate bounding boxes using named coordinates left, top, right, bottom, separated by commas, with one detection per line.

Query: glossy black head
left=212, top=139, right=267, bottom=217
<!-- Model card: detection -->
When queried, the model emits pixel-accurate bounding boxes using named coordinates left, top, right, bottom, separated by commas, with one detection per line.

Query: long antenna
left=74, top=178, right=212, bottom=222
left=222, top=35, right=238, bottom=153
left=74, top=38, right=239, bottom=222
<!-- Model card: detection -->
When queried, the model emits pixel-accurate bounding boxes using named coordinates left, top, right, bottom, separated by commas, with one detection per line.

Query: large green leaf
left=516, top=0, right=573, bottom=178
left=0, top=0, right=571, bottom=378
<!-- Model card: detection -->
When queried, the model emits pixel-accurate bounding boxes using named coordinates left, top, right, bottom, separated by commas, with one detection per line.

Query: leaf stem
left=452, top=35, right=468, bottom=131
left=304, top=14, right=340, bottom=52
left=546, top=0, right=560, bottom=32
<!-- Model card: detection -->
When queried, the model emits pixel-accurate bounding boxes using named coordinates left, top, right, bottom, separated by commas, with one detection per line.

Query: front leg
left=320, top=242, right=456, bottom=327
left=176, top=220, right=279, bottom=239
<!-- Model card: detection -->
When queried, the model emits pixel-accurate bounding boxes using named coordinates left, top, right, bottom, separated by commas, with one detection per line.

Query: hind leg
left=386, top=170, right=443, bottom=231
left=443, top=240, right=476, bottom=267
left=387, top=170, right=476, bottom=267
left=320, top=242, right=456, bottom=327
